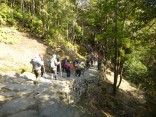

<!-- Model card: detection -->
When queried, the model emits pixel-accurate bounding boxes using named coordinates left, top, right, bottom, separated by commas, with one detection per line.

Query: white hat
left=53, top=54, right=56, bottom=58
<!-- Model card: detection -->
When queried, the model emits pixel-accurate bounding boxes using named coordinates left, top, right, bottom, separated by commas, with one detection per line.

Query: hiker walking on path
left=93, top=52, right=98, bottom=66
left=56, top=54, right=61, bottom=73
left=50, top=54, right=60, bottom=80
left=97, top=56, right=102, bottom=70
left=30, top=54, right=44, bottom=83
left=86, top=57, right=91, bottom=70
left=65, top=60, right=72, bottom=77
left=73, top=58, right=79, bottom=67
left=80, top=61, right=85, bottom=75
left=39, top=54, right=45, bottom=77
left=90, top=53, right=94, bottom=66
left=61, top=57, right=67, bottom=72
left=75, top=62, right=83, bottom=77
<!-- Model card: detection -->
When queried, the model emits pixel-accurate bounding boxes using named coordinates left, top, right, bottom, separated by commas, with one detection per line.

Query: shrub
left=124, top=59, right=147, bottom=84
left=0, top=3, right=14, bottom=25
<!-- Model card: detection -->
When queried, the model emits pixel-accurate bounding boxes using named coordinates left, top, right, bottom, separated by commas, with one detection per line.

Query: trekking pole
left=60, top=62, right=62, bottom=79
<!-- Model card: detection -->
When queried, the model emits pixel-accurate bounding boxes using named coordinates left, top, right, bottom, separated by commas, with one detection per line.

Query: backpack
left=30, top=58, right=42, bottom=70
left=75, top=63, right=82, bottom=70
left=74, top=60, right=78, bottom=66
left=78, top=64, right=84, bottom=69
left=65, top=63, right=70, bottom=70
left=80, top=63, right=84, bottom=69
left=50, top=58, right=57, bottom=68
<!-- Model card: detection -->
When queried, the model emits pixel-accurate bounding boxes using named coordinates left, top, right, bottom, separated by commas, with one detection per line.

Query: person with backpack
left=61, top=57, right=67, bottom=72
left=73, top=58, right=79, bottom=67
left=56, top=54, right=60, bottom=73
left=75, top=62, right=82, bottom=77
left=39, top=54, right=45, bottom=77
left=98, top=56, right=102, bottom=70
left=30, top=54, right=44, bottom=84
left=80, top=61, right=85, bottom=75
left=50, top=54, right=60, bottom=80
left=91, top=53, right=94, bottom=67
left=86, top=57, right=91, bottom=70
left=65, top=60, right=72, bottom=77
left=93, top=52, right=98, bottom=66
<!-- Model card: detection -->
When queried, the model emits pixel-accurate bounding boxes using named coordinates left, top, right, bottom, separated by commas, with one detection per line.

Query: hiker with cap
left=30, top=54, right=44, bottom=84
left=50, top=54, right=60, bottom=80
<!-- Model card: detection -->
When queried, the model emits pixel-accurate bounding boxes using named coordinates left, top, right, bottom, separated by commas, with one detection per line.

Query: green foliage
left=13, top=8, right=43, bottom=34
left=122, top=38, right=131, bottom=49
left=0, top=3, right=14, bottom=25
left=119, top=47, right=125, bottom=57
left=106, top=101, right=116, bottom=108
left=0, top=27, right=20, bottom=44
left=0, top=16, right=5, bottom=25
left=13, top=9, right=23, bottom=21
left=124, top=59, right=147, bottom=84
left=123, top=40, right=150, bottom=84
left=31, top=18, right=43, bottom=34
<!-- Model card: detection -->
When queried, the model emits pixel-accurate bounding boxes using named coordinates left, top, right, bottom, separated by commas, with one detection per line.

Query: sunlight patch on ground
left=105, top=69, right=146, bottom=104
left=102, top=110, right=114, bottom=117
left=106, top=69, right=136, bottom=92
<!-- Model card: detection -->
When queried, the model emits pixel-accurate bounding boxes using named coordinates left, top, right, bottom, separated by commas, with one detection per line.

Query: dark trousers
left=76, top=69, right=81, bottom=77
left=66, top=69, right=71, bottom=77
left=81, top=68, right=85, bottom=75
left=98, top=63, right=101, bottom=70
left=34, top=70, right=41, bottom=80
left=57, top=65, right=60, bottom=72
left=41, top=65, right=45, bottom=77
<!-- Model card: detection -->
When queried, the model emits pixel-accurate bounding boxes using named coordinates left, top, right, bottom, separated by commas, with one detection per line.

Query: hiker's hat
left=53, top=54, right=56, bottom=58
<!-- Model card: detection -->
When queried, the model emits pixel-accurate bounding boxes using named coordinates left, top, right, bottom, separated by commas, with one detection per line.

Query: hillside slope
left=0, top=27, right=85, bottom=73
left=0, top=27, right=50, bottom=73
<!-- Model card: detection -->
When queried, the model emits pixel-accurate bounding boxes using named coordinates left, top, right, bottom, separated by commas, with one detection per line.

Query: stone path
left=0, top=67, right=99, bottom=117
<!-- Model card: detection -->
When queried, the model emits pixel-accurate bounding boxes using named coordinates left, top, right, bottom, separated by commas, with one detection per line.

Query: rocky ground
left=0, top=68, right=98, bottom=117
left=0, top=27, right=92, bottom=117
left=0, top=66, right=148, bottom=117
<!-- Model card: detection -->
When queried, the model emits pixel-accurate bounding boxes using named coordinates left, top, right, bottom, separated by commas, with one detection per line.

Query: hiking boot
left=34, top=81, right=38, bottom=84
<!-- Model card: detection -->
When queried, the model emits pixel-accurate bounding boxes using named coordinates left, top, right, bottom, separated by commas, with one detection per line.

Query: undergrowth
left=0, top=27, right=21, bottom=44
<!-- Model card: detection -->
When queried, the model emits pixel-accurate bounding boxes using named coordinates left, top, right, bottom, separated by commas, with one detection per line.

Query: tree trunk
left=117, top=62, right=123, bottom=88
left=21, top=0, right=25, bottom=27
left=113, top=0, right=118, bottom=96
left=41, top=0, right=46, bottom=37
left=11, top=0, right=15, bottom=24
left=31, top=0, right=35, bottom=25
left=66, top=17, right=69, bottom=40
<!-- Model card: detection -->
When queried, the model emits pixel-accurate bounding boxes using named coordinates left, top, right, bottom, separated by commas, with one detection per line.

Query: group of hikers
left=30, top=52, right=102, bottom=83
